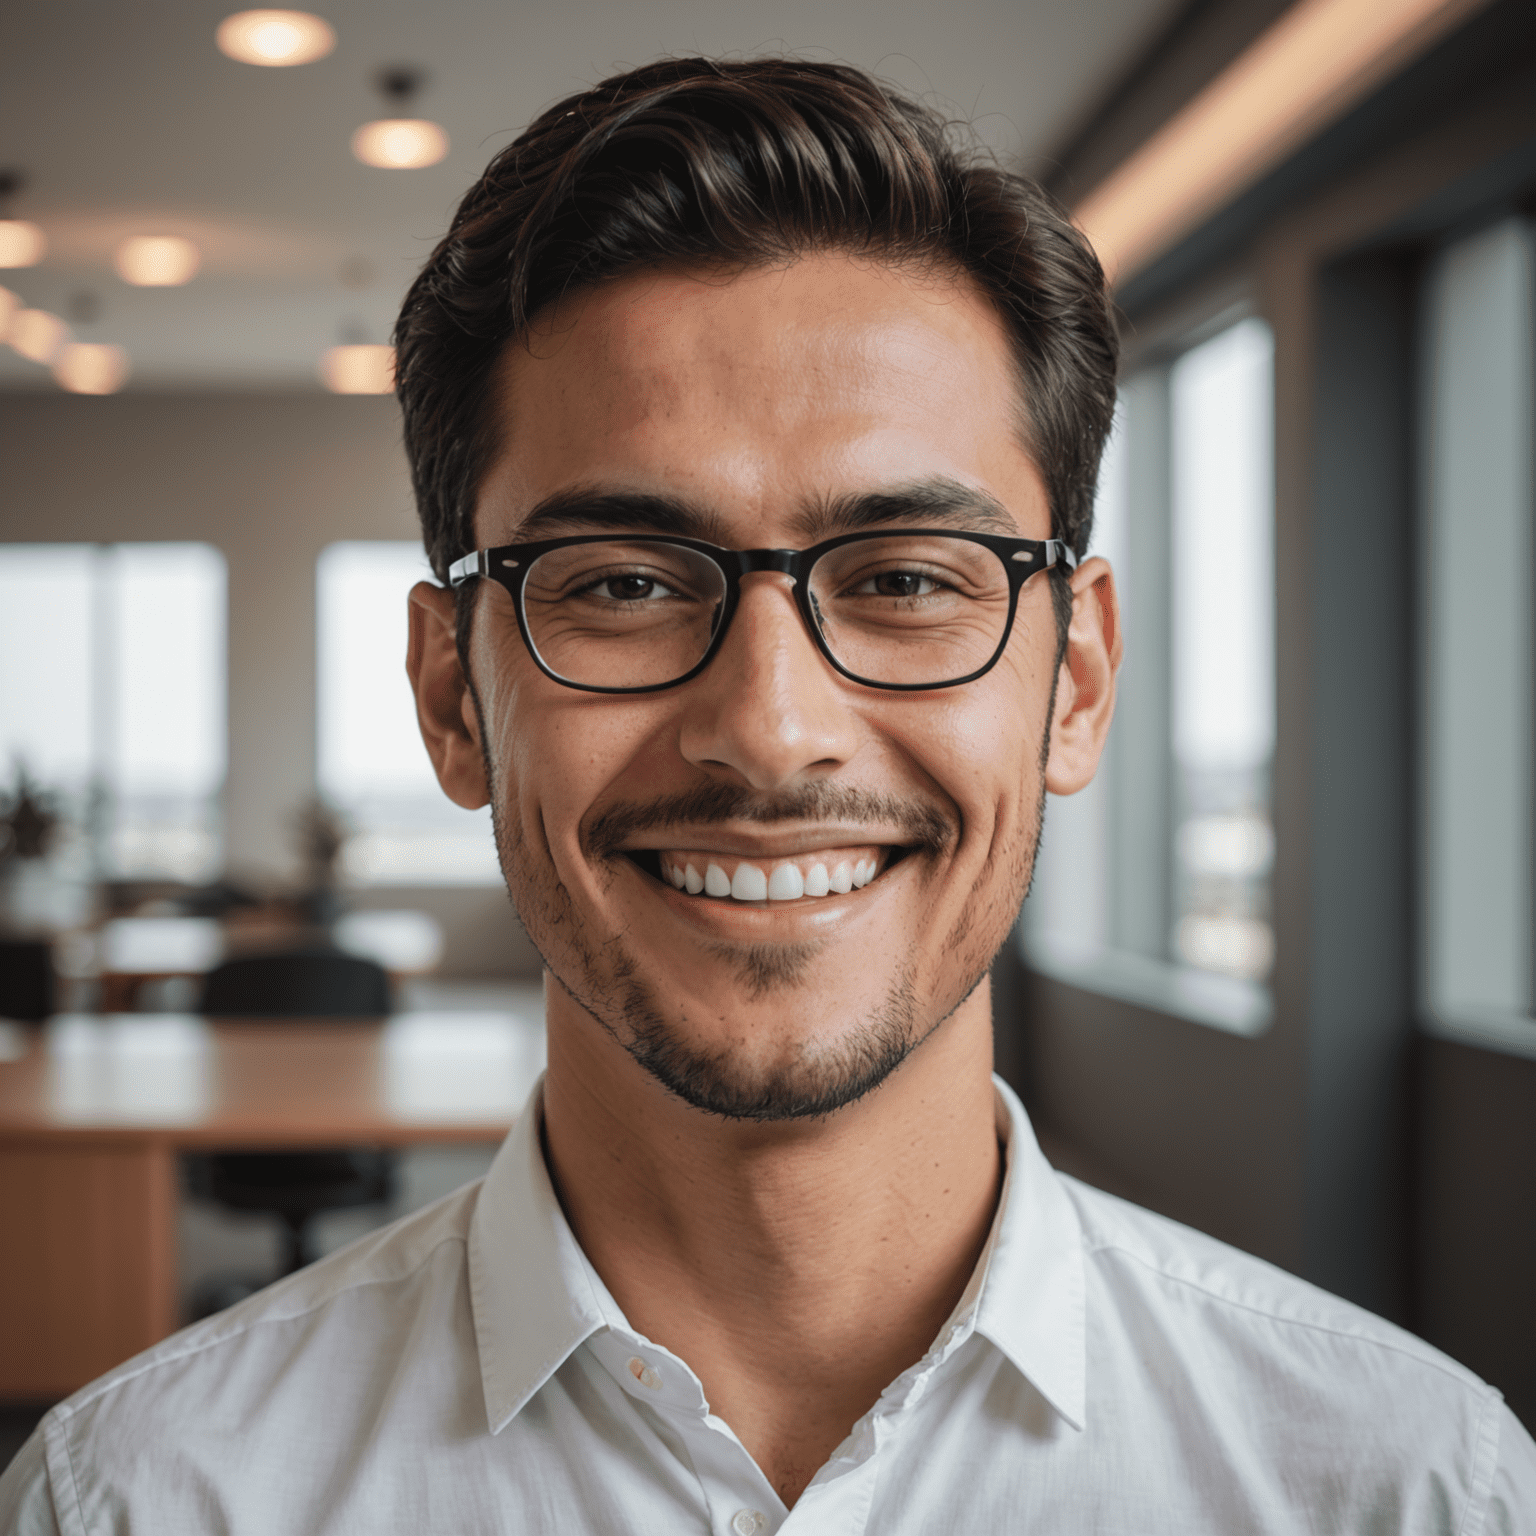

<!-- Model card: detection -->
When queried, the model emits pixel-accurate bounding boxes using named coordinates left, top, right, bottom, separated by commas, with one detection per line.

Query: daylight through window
left=316, top=541, right=499, bottom=886
left=0, top=542, right=226, bottom=886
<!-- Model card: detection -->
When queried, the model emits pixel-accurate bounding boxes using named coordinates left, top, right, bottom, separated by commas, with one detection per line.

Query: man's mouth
left=624, top=845, right=900, bottom=903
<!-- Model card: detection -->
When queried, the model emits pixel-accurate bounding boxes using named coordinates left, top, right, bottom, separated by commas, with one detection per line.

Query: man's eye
left=857, top=570, right=941, bottom=598
left=588, top=573, right=679, bottom=602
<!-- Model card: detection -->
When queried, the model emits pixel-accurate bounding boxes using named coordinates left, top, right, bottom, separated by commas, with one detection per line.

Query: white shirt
left=2, top=1076, right=1532, bottom=1534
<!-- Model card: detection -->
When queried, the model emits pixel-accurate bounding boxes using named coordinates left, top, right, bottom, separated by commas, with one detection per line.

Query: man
left=3, top=57, right=1532, bottom=1534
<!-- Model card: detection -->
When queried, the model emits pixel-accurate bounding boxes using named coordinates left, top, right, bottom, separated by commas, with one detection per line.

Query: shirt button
left=626, top=1356, right=663, bottom=1390
left=731, top=1511, right=765, bottom=1535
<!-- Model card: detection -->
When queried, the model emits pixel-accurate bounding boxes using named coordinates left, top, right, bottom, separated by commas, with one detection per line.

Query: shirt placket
left=587, top=1331, right=790, bottom=1536
left=677, top=1400, right=882, bottom=1536
left=590, top=1321, right=977, bottom=1536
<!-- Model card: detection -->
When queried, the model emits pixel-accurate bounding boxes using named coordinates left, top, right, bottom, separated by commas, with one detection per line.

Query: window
left=0, top=542, right=226, bottom=883
left=316, top=541, right=500, bottom=886
left=1023, top=315, right=1276, bottom=1036
left=1419, top=217, right=1534, bottom=1052
left=1169, top=319, right=1276, bottom=983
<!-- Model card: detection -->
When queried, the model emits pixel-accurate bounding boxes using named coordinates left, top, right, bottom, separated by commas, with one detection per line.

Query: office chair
left=0, top=938, right=55, bottom=1021
left=187, top=949, right=398, bottom=1302
left=199, top=949, right=392, bottom=1017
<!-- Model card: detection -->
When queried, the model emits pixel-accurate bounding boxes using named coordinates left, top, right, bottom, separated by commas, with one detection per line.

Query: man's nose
left=675, top=573, right=861, bottom=790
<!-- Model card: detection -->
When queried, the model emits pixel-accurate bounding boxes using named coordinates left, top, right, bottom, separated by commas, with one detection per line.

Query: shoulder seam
left=1082, top=1232, right=1484, bottom=1394
left=53, top=1228, right=471, bottom=1425
left=47, top=1407, right=87, bottom=1536
left=1456, top=1389, right=1508, bottom=1536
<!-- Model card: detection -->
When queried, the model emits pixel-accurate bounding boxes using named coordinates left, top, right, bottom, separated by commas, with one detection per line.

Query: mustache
left=583, top=780, right=955, bottom=862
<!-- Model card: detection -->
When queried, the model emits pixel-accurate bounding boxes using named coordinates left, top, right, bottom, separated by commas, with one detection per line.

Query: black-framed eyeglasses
left=447, top=529, right=1075, bottom=694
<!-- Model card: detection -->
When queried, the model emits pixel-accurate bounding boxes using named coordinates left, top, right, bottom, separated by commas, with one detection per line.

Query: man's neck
left=539, top=982, right=1003, bottom=1508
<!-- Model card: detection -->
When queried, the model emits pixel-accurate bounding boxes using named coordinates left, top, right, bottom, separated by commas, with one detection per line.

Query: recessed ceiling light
left=216, top=10, right=334, bottom=67
left=115, top=235, right=201, bottom=287
left=319, top=344, right=394, bottom=394
left=9, top=308, right=68, bottom=364
left=54, top=342, right=130, bottom=395
left=0, top=285, right=17, bottom=339
left=0, top=219, right=45, bottom=268
left=351, top=119, right=449, bottom=169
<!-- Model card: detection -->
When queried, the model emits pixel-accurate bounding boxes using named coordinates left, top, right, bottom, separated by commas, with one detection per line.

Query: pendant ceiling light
left=115, top=235, right=201, bottom=286
left=54, top=342, right=130, bottom=395
left=352, top=68, right=448, bottom=169
left=319, top=343, right=395, bottom=394
left=0, top=221, right=45, bottom=268
left=217, top=10, right=334, bottom=67
left=9, top=308, right=68, bottom=364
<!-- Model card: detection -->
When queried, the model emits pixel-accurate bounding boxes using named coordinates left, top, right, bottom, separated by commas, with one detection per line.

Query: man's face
left=412, top=253, right=1115, bottom=1121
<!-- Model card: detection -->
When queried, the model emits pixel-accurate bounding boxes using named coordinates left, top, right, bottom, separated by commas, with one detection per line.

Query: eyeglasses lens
left=521, top=541, right=729, bottom=689
left=808, top=535, right=1012, bottom=686
left=520, top=535, right=1014, bottom=690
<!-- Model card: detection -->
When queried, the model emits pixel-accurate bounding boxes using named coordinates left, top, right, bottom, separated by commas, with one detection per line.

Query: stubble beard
left=475, top=701, right=1053, bottom=1125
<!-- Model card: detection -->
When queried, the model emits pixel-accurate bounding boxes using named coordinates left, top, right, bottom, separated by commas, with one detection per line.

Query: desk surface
left=0, top=1000, right=545, bottom=1149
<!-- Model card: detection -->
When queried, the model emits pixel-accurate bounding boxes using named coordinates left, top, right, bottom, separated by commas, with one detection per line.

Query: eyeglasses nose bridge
left=732, top=547, right=800, bottom=579
left=713, top=551, right=821, bottom=666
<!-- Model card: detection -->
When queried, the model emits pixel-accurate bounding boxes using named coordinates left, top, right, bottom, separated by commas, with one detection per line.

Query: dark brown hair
left=395, top=56, right=1118, bottom=624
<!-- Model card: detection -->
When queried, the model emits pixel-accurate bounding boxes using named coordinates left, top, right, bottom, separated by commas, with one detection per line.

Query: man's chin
left=574, top=958, right=921, bottom=1123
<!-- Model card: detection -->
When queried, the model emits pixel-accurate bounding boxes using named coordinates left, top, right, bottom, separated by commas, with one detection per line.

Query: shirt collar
left=468, top=1072, right=1087, bottom=1436
left=469, top=1080, right=611, bottom=1433
left=971, top=1076, right=1087, bottom=1430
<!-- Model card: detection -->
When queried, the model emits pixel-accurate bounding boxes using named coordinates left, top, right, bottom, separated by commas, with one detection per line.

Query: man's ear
left=407, top=581, right=490, bottom=810
left=1044, top=556, right=1122, bottom=796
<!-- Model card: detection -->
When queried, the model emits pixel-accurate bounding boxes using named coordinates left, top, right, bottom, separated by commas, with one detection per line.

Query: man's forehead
left=518, top=252, right=1001, bottom=363
left=477, top=253, right=1048, bottom=546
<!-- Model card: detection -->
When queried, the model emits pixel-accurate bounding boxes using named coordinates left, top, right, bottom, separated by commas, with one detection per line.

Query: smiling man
left=4, top=56, right=1533, bottom=1536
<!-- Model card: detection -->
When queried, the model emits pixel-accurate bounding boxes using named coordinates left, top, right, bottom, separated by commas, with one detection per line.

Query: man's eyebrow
left=504, top=478, right=1022, bottom=549
left=508, top=488, right=728, bottom=544
left=792, top=480, right=1023, bottom=542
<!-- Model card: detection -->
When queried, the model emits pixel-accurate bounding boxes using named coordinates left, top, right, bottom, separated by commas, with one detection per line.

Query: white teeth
left=663, top=854, right=881, bottom=900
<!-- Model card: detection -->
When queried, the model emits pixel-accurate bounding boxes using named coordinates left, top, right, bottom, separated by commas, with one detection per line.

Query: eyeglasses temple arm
left=447, top=551, right=486, bottom=587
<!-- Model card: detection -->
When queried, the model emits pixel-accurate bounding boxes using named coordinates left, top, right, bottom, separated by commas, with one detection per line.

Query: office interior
left=1, top=0, right=1533, bottom=1466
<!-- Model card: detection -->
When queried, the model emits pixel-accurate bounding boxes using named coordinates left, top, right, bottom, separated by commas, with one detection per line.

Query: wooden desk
left=0, top=1006, right=544, bottom=1399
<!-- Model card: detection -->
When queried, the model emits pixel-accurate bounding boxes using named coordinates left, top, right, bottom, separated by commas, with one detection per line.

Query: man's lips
left=582, top=786, right=954, bottom=869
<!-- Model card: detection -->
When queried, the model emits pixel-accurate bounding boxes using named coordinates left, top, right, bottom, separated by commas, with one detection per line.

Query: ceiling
left=0, top=0, right=1181, bottom=390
